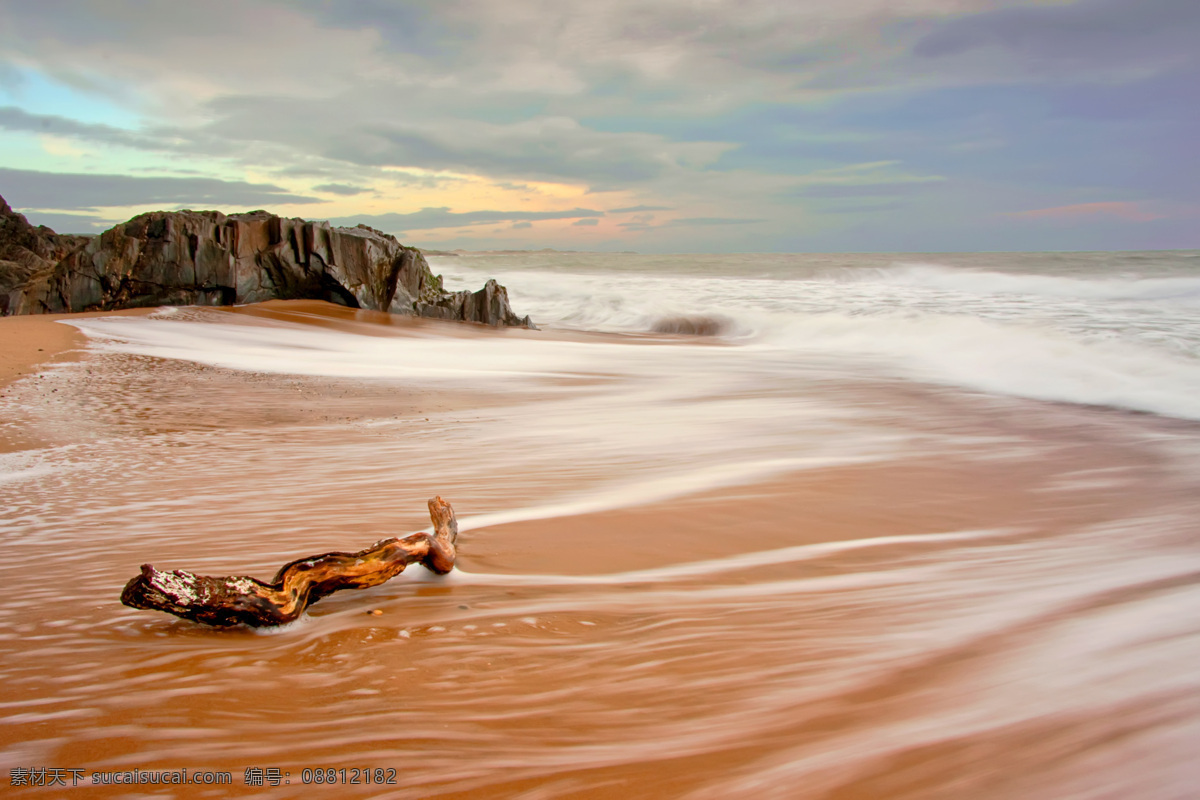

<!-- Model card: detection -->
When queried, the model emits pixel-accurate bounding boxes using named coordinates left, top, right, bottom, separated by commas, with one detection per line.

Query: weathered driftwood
left=120, top=496, right=459, bottom=627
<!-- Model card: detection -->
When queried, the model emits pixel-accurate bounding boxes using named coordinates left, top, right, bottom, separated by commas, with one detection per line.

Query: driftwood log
left=121, top=496, right=459, bottom=627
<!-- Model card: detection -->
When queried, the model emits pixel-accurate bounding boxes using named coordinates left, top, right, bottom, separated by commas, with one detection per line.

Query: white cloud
left=0, top=0, right=1195, bottom=251
left=37, top=134, right=87, bottom=158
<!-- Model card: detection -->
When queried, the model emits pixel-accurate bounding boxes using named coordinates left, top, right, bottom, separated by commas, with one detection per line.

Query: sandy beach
left=0, top=308, right=165, bottom=453
left=0, top=313, right=87, bottom=390
left=3, top=295, right=1199, bottom=798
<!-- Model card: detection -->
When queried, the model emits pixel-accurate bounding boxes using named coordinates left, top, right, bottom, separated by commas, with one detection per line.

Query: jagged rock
left=1, top=196, right=532, bottom=327
left=0, top=196, right=89, bottom=314
left=417, top=279, right=533, bottom=328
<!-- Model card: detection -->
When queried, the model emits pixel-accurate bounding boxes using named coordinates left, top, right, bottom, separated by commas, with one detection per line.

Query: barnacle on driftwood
left=121, top=496, right=459, bottom=627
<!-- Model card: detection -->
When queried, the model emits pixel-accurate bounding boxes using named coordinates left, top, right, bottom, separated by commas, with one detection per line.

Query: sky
left=0, top=0, right=1196, bottom=253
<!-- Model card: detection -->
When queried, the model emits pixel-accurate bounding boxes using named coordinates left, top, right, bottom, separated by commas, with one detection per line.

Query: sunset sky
left=0, top=0, right=1196, bottom=253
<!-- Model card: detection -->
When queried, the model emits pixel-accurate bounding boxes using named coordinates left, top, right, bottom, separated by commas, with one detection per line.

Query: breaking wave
left=759, top=311, right=1200, bottom=421
left=874, top=262, right=1200, bottom=303
left=64, top=298, right=1200, bottom=423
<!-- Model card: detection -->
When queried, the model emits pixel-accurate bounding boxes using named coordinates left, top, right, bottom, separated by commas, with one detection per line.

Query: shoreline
left=0, top=307, right=165, bottom=390
left=0, top=313, right=88, bottom=390
left=0, top=297, right=701, bottom=394
left=0, top=300, right=534, bottom=392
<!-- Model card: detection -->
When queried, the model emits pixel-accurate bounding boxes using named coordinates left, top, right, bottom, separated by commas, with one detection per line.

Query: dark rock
left=417, top=279, right=534, bottom=328
left=0, top=196, right=89, bottom=315
left=651, top=315, right=730, bottom=336
left=1, top=195, right=533, bottom=327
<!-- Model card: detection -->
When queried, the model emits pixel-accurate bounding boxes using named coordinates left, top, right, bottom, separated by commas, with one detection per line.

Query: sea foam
left=757, top=311, right=1200, bottom=421
left=877, top=262, right=1200, bottom=303
left=63, top=292, right=1200, bottom=423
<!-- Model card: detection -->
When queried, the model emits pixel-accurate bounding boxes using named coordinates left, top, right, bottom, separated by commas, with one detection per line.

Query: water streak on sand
left=2, top=251, right=1199, bottom=798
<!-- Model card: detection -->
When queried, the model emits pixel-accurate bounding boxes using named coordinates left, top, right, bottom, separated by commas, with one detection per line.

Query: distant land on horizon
left=420, top=246, right=1198, bottom=256
left=424, top=248, right=640, bottom=257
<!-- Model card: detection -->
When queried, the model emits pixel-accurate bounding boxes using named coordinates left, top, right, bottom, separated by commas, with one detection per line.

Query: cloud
left=313, top=183, right=370, bottom=196
left=0, top=167, right=321, bottom=211
left=274, top=164, right=464, bottom=191
left=0, top=60, right=24, bottom=89
left=16, top=210, right=113, bottom=234
left=0, top=1, right=1195, bottom=252
left=511, top=221, right=532, bottom=229
left=663, top=217, right=765, bottom=227
left=572, top=218, right=599, bottom=226
left=0, top=106, right=173, bottom=151
left=913, top=0, right=1200, bottom=80
left=815, top=200, right=904, bottom=215
left=793, top=181, right=937, bottom=198
left=1007, top=201, right=1163, bottom=223
left=198, top=98, right=737, bottom=186
left=609, top=205, right=672, bottom=213
left=328, top=206, right=604, bottom=234
left=0, top=1, right=384, bottom=109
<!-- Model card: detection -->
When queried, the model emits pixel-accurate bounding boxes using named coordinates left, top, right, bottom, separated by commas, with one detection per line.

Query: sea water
left=434, top=250, right=1200, bottom=418
left=1, top=251, right=1198, bottom=798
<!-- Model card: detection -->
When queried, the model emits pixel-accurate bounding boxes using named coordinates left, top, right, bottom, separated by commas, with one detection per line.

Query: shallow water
left=2, top=252, right=1200, bottom=798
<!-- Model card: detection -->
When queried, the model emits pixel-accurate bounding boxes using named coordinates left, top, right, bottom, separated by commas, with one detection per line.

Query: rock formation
left=0, top=197, right=89, bottom=315
left=0, top=196, right=532, bottom=327
left=417, top=277, right=528, bottom=326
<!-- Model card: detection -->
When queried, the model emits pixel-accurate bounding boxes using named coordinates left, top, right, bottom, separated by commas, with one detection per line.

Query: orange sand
left=0, top=307, right=161, bottom=389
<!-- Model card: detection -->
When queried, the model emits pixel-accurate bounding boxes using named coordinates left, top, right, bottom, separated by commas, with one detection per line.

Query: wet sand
left=0, top=313, right=88, bottom=390
left=0, top=308, right=168, bottom=389
left=2, top=302, right=1198, bottom=798
left=0, top=308, right=161, bottom=452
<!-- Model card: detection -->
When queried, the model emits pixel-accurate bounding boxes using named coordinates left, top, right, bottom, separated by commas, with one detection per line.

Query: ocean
left=2, top=250, right=1199, bottom=798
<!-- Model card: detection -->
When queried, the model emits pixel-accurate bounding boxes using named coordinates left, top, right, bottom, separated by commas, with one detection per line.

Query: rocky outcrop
left=0, top=197, right=89, bottom=315
left=1, top=198, right=533, bottom=327
left=417, top=278, right=533, bottom=327
left=651, top=315, right=730, bottom=336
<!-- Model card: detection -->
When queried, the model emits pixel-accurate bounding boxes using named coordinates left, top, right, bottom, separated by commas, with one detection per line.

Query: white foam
left=0, top=462, right=55, bottom=486
left=64, top=316, right=626, bottom=384
left=444, top=527, right=1019, bottom=588
left=879, top=262, right=1200, bottom=303
left=61, top=253, right=1200, bottom=423
left=445, top=454, right=880, bottom=532
left=431, top=259, right=1200, bottom=420
left=758, top=312, right=1200, bottom=420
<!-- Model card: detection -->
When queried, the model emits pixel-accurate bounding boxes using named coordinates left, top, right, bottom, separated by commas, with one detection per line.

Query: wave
left=760, top=311, right=1200, bottom=421
left=63, top=298, right=1200, bottom=423
left=61, top=316, right=608, bottom=385
left=443, top=260, right=1200, bottom=420
left=874, top=263, right=1200, bottom=303
left=433, top=266, right=767, bottom=335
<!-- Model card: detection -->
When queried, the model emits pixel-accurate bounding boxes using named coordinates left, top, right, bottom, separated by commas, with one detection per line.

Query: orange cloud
left=1008, top=201, right=1162, bottom=222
